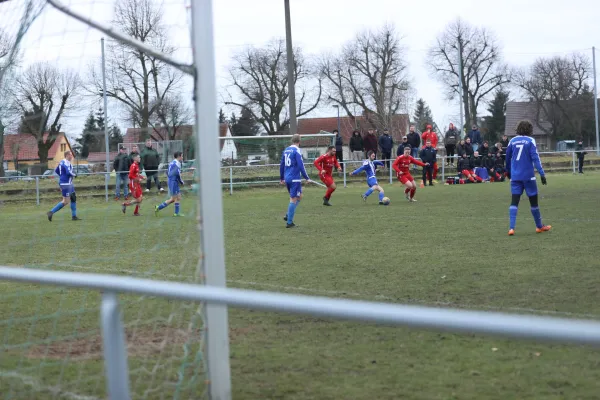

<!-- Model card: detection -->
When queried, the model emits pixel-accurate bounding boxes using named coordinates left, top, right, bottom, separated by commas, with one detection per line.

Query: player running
left=350, top=150, right=386, bottom=205
left=47, top=150, right=80, bottom=222
left=280, top=134, right=312, bottom=228
left=155, top=151, right=185, bottom=217
left=392, top=146, right=428, bottom=202
left=505, top=120, right=551, bottom=236
left=313, top=145, right=342, bottom=206
left=122, top=153, right=146, bottom=216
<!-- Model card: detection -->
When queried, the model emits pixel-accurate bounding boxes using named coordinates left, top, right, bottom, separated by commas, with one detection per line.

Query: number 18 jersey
left=505, top=135, right=545, bottom=181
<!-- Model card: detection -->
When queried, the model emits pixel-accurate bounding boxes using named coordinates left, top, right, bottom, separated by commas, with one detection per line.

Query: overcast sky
left=2, top=0, right=599, bottom=139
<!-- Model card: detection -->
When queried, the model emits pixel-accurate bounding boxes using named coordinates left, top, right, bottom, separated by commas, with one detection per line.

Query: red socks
left=404, top=188, right=410, bottom=194
left=410, top=187, right=416, bottom=198
left=134, top=205, right=139, bottom=214
left=325, top=187, right=335, bottom=199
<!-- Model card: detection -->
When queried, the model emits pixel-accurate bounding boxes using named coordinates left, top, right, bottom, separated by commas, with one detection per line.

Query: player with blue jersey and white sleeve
left=351, top=150, right=386, bottom=205
left=155, top=151, right=185, bottom=217
left=47, top=150, right=80, bottom=222
left=505, top=120, right=551, bottom=236
left=280, top=134, right=312, bottom=228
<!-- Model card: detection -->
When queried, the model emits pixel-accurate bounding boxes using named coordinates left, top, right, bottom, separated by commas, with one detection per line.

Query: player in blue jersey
left=505, top=120, right=551, bottom=236
left=350, top=150, right=386, bottom=205
left=47, top=150, right=80, bottom=222
left=280, top=134, right=313, bottom=228
left=154, top=151, right=185, bottom=217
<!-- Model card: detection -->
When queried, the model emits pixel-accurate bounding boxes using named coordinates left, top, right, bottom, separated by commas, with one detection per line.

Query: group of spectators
left=112, top=138, right=164, bottom=200
left=332, top=123, right=514, bottom=184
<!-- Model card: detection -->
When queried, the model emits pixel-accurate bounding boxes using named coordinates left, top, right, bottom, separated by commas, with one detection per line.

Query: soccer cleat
left=122, top=203, right=127, bottom=214
left=173, top=213, right=185, bottom=217
left=361, top=194, right=367, bottom=202
left=405, top=192, right=410, bottom=201
left=72, top=216, right=81, bottom=221
left=508, top=229, right=515, bottom=236
left=323, top=196, right=331, bottom=206
left=154, top=205, right=159, bottom=216
left=286, top=223, right=296, bottom=228
left=47, top=211, right=53, bottom=222
left=379, top=201, right=384, bottom=205
left=409, top=198, right=417, bottom=202
left=133, top=213, right=141, bottom=216
left=536, top=225, right=552, bottom=233
left=283, top=215, right=288, bottom=222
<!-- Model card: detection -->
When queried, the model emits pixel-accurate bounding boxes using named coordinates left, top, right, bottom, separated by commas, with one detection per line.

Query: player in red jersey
left=392, top=146, right=428, bottom=202
left=122, top=154, right=146, bottom=216
left=313, top=145, right=342, bottom=206
left=421, top=124, right=439, bottom=181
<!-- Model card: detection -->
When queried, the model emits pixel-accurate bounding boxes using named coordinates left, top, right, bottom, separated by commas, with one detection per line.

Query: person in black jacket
left=113, top=146, right=132, bottom=200
left=576, top=138, right=587, bottom=173
left=406, top=125, right=421, bottom=169
left=334, top=130, right=344, bottom=172
left=396, top=136, right=409, bottom=156
left=378, top=128, right=394, bottom=169
left=349, top=130, right=364, bottom=161
left=141, top=139, right=163, bottom=193
left=484, top=154, right=503, bottom=182
left=419, top=140, right=437, bottom=186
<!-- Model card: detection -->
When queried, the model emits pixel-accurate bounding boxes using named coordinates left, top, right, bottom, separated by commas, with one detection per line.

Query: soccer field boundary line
left=5, top=263, right=598, bottom=320
left=0, top=370, right=99, bottom=400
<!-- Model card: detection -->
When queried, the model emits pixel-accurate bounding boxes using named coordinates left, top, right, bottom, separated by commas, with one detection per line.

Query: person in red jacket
left=392, top=146, right=428, bottom=202
left=313, top=146, right=342, bottom=206
left=421, top=124, right=439, bottom=181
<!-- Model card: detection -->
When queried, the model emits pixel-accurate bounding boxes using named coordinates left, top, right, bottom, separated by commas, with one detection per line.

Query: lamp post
left=333, top=104, right=340, bottom=133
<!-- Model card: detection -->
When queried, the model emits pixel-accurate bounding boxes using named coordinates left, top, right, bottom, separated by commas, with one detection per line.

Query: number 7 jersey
left=505, top=135, right=545, bottom=181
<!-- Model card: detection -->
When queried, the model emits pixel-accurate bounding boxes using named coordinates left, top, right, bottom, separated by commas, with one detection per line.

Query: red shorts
left=129, top=182, right=142, bottom=199
left=320, top=174, right=334, bottom=187
left=398, top=173, right=414, bottom=185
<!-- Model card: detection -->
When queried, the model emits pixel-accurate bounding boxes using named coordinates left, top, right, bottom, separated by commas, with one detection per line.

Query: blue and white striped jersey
left=351, top=160, right=384, bottom=179
left=54, top=159, right=75, bottom=186
left=167, top=159, right=184, bottom=185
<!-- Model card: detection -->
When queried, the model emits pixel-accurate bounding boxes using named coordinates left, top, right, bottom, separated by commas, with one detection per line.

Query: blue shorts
left=511, top=179, right=538, bottom=197
left=168, top=181, right=180, bottom=196
left=60, top=185, right=74, bottom=198
left=286, top=181, right=302, bottom=198
left=367, top=177, right=378, bottom=187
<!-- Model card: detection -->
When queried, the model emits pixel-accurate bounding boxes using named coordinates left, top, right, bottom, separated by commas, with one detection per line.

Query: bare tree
left=149, top=95, right=193, bottom=141
left=225, top=38, right=322, bottom=135
left=319, top=24, right=410, bottom=131
left=0, top=28, right=15, bottom=177
left=428, top=18, right=509, bottom=129
left=513, top=53, right=592, bottom=139
left=12, top=62, right=80, bottom=165
left=90, top=0, right=181, bottom=140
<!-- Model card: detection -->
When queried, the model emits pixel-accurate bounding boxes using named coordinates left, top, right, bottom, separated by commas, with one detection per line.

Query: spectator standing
left=378, top=128, right=394, bottom=169
left=467, top=125, right=482, bottom=152
left=444, top=123, right=458, bottom=166
left=349, top=130, right=364, bottom=161
left=141, top=139, right=164, bottom=193
left=113, top=146, right=131, bottom=200
left=129, top=144, right=140, bottom=159
left=406, top=125, right=421, bottom=170
left=419, top=140, right=437, bottom=186
left=421, top=125, right=439, bottom=180
left=576, top=138, right=587, bottom=174
left=396, top=136, right=409, bottom=156
left=363, top=128, right=378, bottom=159
left=334, top=130, right=344, bottom=171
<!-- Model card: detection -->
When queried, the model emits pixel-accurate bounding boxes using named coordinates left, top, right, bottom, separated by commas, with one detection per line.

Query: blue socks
left=287, top=201, right=297, bottom=224
left=70, top=202, right=76, bottom=217
left=509, top=205, right=518, bottom=230
left=158, top=202, right=168, bottom=210
left=378, top=192, right=384, bottom=201
left=364, top=188, right=374, bottom=197
left=50, top=202, right=64, bottom=214
left=175, top=202, right=180, bottom=215
left=531, top=207, right=543, bottom=229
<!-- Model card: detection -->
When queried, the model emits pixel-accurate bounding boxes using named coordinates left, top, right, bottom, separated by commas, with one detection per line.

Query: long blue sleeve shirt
left=280, top=145, right=309, bottom=182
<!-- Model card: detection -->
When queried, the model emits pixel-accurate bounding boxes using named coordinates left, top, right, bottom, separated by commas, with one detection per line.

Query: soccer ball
left=382, top=197, right=391, bottom=205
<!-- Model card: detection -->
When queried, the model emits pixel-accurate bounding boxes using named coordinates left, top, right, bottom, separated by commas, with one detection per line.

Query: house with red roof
left=3, top=132, right=73, bottom=171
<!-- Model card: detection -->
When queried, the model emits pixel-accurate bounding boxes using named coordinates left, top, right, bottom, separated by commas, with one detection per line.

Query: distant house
left=87, top=152, right=118, bottom=166
left=219, top=124, right=237, bottom=160
left=504, top=102, right=553, bottom=150
left=297, top=114, right=410, bottom=159
left=3, top=133, right=73, bottom=171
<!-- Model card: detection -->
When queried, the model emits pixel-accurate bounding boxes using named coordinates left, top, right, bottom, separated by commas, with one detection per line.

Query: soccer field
left=1, top=173, right=600, bottom=399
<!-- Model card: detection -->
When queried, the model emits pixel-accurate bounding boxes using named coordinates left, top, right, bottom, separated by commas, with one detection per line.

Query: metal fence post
left=229, top=167, right=233, bottom=195
left=441, top=156, right=446, bottom=181
left=389, top=159, right=392, bottom=184
left=343, top=162, right=347, bottom=188
left=572, top=152, right=576, bottom=174
left=101, top=292, right=131, bottom=400
left=35, top=177, right=40, bottom=206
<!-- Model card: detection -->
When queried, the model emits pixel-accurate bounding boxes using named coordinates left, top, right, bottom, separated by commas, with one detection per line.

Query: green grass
left=1, top=173, right=600, bottom=399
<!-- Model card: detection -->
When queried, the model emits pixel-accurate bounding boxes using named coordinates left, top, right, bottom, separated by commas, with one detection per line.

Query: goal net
left=220, top=132, right=336, bottom=188
left=0, top=1, right=209, bottom=399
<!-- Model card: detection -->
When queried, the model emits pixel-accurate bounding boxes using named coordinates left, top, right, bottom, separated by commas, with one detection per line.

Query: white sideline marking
left=0, top=371, right=99, bottom=400
left=5, top=264, right=600, bottom=320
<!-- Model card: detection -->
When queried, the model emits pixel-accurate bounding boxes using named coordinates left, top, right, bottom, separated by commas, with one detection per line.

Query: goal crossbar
left=219, top=132, right=335, bottom=140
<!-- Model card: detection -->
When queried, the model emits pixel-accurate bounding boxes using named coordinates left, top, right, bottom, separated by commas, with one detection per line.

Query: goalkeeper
left=155, top=151, right=185, bottom=217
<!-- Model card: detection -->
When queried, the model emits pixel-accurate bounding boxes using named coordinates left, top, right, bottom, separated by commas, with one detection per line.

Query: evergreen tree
left=95, top=107, right=105, bottom=132
left=413, top=98, right=438, bottom=132
left=108, top=124, right=123, bottom=151
left=231, top=107, right=261, bottom=136
left=482, top=89, right=509, bottom=143
left=76, top=111, right=98, bottom=158
left=218, top=108, right=227, bottom=124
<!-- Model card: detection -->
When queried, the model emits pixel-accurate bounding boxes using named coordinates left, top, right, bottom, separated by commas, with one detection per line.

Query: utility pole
left=101, top=38, right=109, bottom=201
left=284, top=0, right=297, bottom=135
